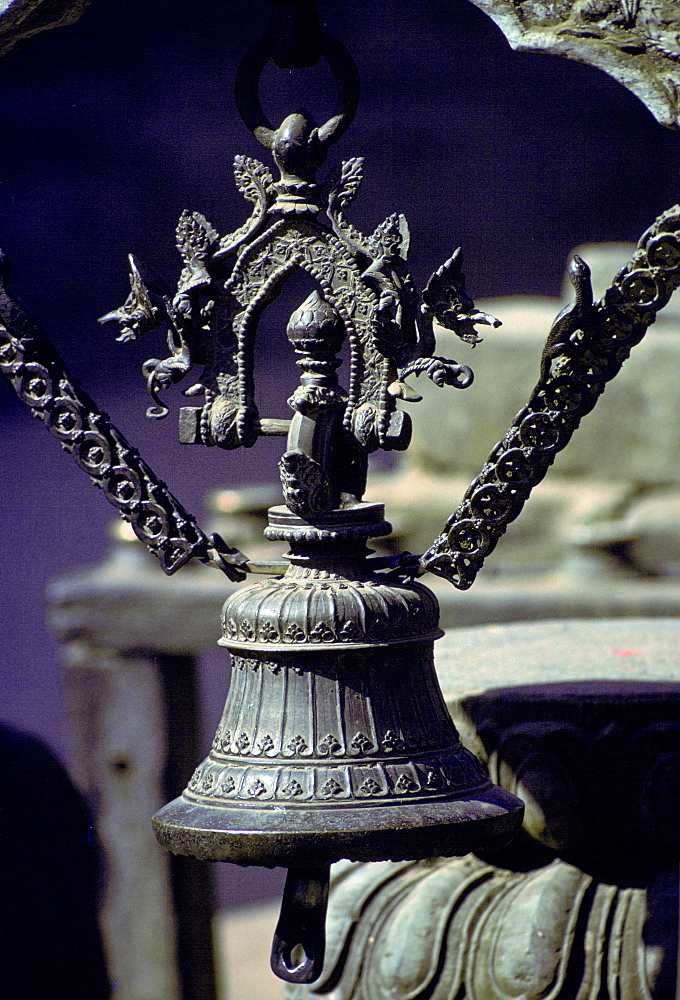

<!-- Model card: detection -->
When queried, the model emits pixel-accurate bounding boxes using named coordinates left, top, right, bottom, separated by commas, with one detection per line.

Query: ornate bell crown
left=221, top=504, right=439, bottom=651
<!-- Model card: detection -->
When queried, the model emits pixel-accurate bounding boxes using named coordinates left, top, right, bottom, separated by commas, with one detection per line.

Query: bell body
left=153, top=504, right=523, bottom=866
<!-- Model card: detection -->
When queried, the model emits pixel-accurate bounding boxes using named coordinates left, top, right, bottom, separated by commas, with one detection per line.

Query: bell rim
left=152, top=785, right=524, bottom=866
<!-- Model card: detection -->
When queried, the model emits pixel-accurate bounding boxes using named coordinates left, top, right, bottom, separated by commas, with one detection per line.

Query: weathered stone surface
left=288, top=855, right=675, bottom=1000
left=437, top=615, right=680, bottom=692
left=53, top=538, right=219, bottom=1000
left=48, top=542, right=232, bottom=655
left=368, top=464, right=630, bottom=567
left=467, top=0, right=680, bottom=127
left=0, top=0, right=90, bottom=60
left=437, top=617, right=680, bottom=870
left=63, top=644, right=181, bottom=1000
left=409, top=290, right=680, bottom=484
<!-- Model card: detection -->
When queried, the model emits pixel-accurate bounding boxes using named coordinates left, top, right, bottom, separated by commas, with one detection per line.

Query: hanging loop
left=235, top=31, right=360, bottom=151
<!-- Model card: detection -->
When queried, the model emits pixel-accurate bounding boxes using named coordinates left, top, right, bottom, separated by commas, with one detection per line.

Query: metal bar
left=0, top=252, right=247, bottom=579
left=421, top=205, right=680, bottom=589
left=258, top=418, right=291, bottom=435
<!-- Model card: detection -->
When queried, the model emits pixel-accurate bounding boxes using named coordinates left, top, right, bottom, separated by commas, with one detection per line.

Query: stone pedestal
left=289, top=619, right=680, bottom=1000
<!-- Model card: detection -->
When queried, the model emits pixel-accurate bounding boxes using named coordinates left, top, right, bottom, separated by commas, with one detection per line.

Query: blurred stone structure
left=291, top=618, right=680, bottom=1000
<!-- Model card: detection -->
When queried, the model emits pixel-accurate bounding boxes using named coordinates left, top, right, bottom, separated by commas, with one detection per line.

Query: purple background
left=1, top=0, right=679, bottom=907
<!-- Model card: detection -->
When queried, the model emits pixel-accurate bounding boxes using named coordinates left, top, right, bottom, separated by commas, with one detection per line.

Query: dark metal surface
left=153, top=502, right=523, bottom=980
left=153, top=505, right=522, bottom=864
left=100, top=52, right=489, bottom=477
left=235, top=29, right=360, bottom=152
left=91, top=31, right=523, bottom=981
left=94, top=32, right=680, bottom=969
left=271, top=865, right=330, bottom=983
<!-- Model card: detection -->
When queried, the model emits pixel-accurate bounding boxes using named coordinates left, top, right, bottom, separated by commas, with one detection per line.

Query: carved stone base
left=288, top=619, right=680, bottom=1000
left=287, top=854, right=676, bottom=1000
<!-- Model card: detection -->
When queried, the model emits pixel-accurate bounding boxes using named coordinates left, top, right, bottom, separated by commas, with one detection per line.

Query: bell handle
left=0, top=251, right=249, bottom=580
left=270, top=864, right=331, bottom=984
left=419, top=204, right=680, bottom=590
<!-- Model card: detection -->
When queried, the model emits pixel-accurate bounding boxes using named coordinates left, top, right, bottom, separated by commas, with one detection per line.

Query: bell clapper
left=270, top=864, right=331, bottom=983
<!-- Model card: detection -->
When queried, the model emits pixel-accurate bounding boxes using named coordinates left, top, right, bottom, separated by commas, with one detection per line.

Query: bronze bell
left=4, top=7, right=680, bottom=992
left=153, top=503, right=523, bottom=980
left=152, top=293, right=524, bottom=982
left=98, top=37, right=525, bottom=982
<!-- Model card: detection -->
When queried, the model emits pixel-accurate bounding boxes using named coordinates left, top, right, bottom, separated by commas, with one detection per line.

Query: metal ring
left=235, top=32, right=359, bottom=150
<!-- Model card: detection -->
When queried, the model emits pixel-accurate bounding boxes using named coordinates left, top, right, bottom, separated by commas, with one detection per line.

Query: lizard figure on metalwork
left=539, top=254, right=593, bottom=381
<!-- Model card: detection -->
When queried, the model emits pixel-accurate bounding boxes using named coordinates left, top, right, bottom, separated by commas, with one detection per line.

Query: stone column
left=49, top=531, right=235, bottom=1000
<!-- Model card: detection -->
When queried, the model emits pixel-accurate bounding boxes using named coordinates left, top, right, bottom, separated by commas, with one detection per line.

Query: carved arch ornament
left=2, top=10, right=680, bottom=588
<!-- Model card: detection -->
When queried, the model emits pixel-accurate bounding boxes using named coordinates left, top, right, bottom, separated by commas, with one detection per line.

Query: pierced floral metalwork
left=0, top=253, right=246, bottom=579
left=99, top=143, right=493, bottom=478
